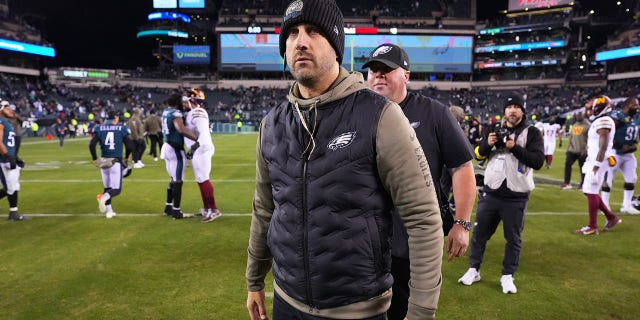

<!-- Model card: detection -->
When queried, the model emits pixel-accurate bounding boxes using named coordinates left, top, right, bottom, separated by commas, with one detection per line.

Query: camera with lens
left=491, top=123, right=511, bottom=149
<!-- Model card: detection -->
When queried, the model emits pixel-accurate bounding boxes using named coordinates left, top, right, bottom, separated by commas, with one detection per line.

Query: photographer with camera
left=458, top=93, right=544, bottom=294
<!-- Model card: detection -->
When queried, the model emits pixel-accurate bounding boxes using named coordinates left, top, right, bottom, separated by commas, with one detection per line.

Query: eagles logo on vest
left=410, top=121, right=421, bottom=128
left=327, top=132, right=356, bottom=150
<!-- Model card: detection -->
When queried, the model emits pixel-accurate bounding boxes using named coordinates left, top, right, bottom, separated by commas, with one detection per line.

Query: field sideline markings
left=25, top=213, right=253, bottom=217
left=21, top=179, right=255, bottom=183
left=20, top=212, right=591, bottom=217
left=22, top=137, right=91, bottom=145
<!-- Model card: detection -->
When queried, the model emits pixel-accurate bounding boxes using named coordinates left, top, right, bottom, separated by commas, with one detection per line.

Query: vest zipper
left=301, top=151, right=314, bottom=307
left=298, top=99, right=318, bottom=307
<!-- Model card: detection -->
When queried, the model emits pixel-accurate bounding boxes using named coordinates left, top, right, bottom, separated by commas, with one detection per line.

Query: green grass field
left=1, top=134, right=638, bottom=319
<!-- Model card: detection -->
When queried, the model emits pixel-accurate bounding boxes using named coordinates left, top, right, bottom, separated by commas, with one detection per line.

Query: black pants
left=149, top=133, right=162, bottom=158
left=273, top=293, right=386, bottom=320
left=387, top=256, right=410, bottom=320
left=469, top=193, right=527, bottom=275
left=564, top=151, right=586, bottom=186
left=133, top=139, right=146, bottom=162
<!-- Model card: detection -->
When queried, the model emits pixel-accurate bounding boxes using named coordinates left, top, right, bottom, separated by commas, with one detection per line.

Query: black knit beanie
left=279, top=0, right=345, bottom=64
left=503, top=93, right=526, bottom=114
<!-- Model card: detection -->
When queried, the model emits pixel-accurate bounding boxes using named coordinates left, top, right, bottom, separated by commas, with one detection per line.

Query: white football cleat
left=620, top=206, right=640, bottom=215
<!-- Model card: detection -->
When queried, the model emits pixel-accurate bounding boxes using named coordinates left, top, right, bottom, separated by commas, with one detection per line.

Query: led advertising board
left=153, top=0, right=177, bottom=9
left=508, top=0, right=573, bottom=12
left=148, top=12, right=191, bottom=23
left=137, top=30, right=188, bottom=38
left=219, top=34, right=473, bottom=73
left=179, top=0, right=205, bottom=8
left=173, top=45, right=210, bottom=64
left=595, top=46, right=640, bottom=61
left=475, top=40, right=566, bottom=53
left=0, top=38, right=55, bottom=57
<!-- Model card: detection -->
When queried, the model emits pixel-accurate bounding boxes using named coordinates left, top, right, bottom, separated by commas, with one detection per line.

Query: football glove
left=94, top=157, right=115, bottom=168
left=16, top=157, right=24, bottom=168
left=7, top=155, right=16, bottom=169
left=187, top=142, right=200, bottom=160
left=122, top=165, right=133, bottom=178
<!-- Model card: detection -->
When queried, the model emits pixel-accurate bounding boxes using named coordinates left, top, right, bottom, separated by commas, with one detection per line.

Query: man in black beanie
left=246, top=0, right=443, bottom=319
left=458, top=93, right=544, bottom=294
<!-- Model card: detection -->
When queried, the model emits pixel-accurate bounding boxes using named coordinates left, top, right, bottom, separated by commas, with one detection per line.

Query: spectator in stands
left=127, top=108, right=146, bottom=168
left=362, top=43, right=476, bottom=320
left=246, top=1, right=442, bottom=319
left=575, top=96, right=622, bottom=235
left=144, top=109, right=163, bottom=161
left=562, top=112, right=589, bottom=190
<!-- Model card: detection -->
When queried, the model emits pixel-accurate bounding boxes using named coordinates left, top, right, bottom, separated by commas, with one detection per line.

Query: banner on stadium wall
left=0, top=38, right=55, bottom=57
left=154, top=0, right=177, bottom=9
left=596, top=46, right=640, bottom=61
left=508, top=0, right=573, bottom=12
left=179, top=0, right=205, bottom=8
left=173, top=45, right=210, bottom=64
left=219, top=34, right=473, bottom=73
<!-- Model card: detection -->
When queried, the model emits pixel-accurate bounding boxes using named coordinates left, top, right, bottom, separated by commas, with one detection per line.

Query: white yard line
left=21, top=179, right=255, bottom=183
left=25, top=213, right=253, bottom=217
left=22, top=212, right=593, bottom=217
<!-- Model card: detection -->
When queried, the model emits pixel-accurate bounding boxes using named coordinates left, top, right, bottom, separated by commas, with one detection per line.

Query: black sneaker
left=8, top=211, right=30, bottom=221
left=172, top=210, right=184, bottom=219
left=164, top=205, right=173, bottom=217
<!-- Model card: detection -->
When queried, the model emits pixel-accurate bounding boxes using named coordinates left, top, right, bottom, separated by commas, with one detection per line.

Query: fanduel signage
left=508, top=0, right=572, bottom=12
left=173, top=45, right=210, bottom=65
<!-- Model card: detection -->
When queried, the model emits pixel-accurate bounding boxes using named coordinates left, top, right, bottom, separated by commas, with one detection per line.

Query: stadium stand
left=2, top=0, right=640, bottom=134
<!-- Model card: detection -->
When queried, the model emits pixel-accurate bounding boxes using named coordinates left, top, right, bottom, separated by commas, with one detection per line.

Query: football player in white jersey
left=600, top=97, right=640, bottom=214
left=542, top=115, right=562, bottom=169
left=184, top=89, right=221, bottom=223
left=575, top=95, right=622, bottom=235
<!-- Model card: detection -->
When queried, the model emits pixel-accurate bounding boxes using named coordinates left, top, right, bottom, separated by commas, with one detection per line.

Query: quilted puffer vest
left=261, top=90, right=394, bottom=308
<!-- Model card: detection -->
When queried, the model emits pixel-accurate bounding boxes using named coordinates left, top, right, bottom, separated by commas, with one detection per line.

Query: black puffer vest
left=261, top=89, right=393, bottom=309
